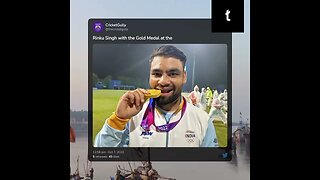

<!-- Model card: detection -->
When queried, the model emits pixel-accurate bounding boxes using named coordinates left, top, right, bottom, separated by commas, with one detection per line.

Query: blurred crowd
left=187, top=85, right=228, bottom=125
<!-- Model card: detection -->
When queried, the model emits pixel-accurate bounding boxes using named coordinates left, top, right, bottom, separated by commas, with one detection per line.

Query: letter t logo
left=225, top=9, right=231, bottom=21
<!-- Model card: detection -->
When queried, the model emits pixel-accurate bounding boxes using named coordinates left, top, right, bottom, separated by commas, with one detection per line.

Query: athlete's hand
left=115, top=88, right=148, bottom=119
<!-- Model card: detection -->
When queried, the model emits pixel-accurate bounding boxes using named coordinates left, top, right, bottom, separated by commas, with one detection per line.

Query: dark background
left=93, top=44, right=228, bottom=92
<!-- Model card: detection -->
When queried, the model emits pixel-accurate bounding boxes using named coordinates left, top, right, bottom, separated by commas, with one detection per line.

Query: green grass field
left=213, top=121, right=227, bottom=147
left=93, top=89, right=227, bottom=147
left=93, top=89, right=127, bottom=142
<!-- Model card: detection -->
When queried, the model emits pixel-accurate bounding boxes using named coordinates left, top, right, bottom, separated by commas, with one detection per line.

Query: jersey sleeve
left=200, top=118, right=219, bottom=147
left=94, top=120, right=130, bottom=147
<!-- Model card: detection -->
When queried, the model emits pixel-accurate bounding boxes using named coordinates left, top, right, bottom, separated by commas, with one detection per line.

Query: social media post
left=88, top=19, right=232, bottom=161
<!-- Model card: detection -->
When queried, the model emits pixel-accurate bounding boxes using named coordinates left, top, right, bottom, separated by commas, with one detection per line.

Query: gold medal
left=145, top=89, right=161, bottom=98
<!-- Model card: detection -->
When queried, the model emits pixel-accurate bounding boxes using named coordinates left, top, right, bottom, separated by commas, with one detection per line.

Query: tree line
left=92, top=73, right=147, bottom=89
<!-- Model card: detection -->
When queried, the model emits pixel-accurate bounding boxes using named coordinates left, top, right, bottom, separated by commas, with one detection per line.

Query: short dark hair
left=150, top=45, right=187, bottom=67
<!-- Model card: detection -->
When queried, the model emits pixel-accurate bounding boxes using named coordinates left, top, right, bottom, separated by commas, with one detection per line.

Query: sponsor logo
left=213, top=138, right=218, bottom=143
left=140, top=131, right=153, bottom=136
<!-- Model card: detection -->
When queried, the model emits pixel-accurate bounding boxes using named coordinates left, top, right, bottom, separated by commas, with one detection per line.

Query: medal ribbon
left=140, top=97, right=187, bottom=132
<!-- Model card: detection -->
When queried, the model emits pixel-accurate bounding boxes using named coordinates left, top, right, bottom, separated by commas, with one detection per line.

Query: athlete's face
left=149, top=56, right=187, bottom=106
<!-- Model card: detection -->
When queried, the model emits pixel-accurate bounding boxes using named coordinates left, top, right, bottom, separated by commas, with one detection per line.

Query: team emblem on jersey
left=185, top=130, right=196, bottom=143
